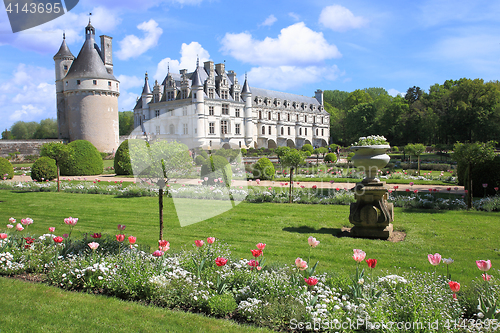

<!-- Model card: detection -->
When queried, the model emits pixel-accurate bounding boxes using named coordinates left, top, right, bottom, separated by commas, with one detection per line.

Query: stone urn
left=350, top=145, right=391, bottom=183
left=349, top=145, right=393, bottom=239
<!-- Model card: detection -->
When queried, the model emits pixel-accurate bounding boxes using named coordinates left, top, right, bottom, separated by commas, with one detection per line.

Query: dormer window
left=63, top=65, right=68, bottom=71
left=93, top=80, right=97, bottom=85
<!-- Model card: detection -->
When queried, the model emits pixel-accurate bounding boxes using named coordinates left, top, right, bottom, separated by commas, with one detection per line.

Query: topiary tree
left=114, top=139, right=146, bottom=175
left=31, top=156, right=57, bottom=182
left=240, top=148, right=247, bottom=155
left=252, top=157, right=275, bottom=180
left=199, top=150, right=209, bottom=159
left=40, top=142, right=71, bottom=191
left=201, top=155, right=232, bottom=187
left=0, top=157, right=14, bottom=180
left=194, top=155, right=205, bottom=166
left=60, top=140, right=103, bottom=176
left=405, top=143, right=426, bottom=175
left=347, top=152, right=355, bottom=163
left=324, top=153, right=338, bottom=163
left=301, top=144, right=314, bottom=154
left=313, top=147, right=328, bottom=165
left=453, top=141, right=497, bottom=209
left=281, top=150, right=305, bottom=203
left=275, top=146, right=291, bottom=174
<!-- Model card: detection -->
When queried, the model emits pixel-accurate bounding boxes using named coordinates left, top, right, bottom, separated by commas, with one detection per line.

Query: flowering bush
left=352, top=135, right=389, bottom=146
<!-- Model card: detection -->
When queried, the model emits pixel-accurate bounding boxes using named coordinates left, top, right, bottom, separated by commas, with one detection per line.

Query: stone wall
left=0, top=140, right=64, bottom=158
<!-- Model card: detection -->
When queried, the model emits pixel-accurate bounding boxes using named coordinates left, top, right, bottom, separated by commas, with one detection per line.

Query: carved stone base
left=350, top=223, right=393, bottom=240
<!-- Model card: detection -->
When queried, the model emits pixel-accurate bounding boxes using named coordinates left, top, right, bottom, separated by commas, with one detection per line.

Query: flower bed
left=1, top=218, right=499, bottom=332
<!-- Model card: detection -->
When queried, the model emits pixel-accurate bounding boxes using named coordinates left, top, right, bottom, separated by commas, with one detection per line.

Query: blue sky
left=1, top=0, right=499, bottom=130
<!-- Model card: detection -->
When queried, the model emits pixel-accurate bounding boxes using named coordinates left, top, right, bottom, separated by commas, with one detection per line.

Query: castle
left=53, top=22, right=120, bottom=153
left=133, top=61, right=330, bottom=150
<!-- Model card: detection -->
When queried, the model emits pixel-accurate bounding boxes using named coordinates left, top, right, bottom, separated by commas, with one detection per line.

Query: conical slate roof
left=241, top=77, right=251, bottom=94
left=53, top=39, right=74, bottom=60
left=190, top=66, right=203, bottom=87
left=142, top=73, right=152, bottom=94
left=65, top=38, right=117, bottom=81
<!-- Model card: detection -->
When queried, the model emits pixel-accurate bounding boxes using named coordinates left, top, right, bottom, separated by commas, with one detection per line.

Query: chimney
left=100, top=35, right=113, bottom=74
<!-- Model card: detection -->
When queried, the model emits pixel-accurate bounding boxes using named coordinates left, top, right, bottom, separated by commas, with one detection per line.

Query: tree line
left=324, top=78, right=500, bottom=147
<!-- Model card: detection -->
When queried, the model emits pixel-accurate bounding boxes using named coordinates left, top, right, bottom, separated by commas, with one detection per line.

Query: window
left=321, top=129, right=324, bottom=136
left=63, top=65, right=68, bottom=70
left=210, top=140, right=212, bottom=147
left=167, top=91, right=175, bottom=101
left=193, top=93, right=197, bottom=99
left=183, top=124, right=188, bottom=135
left=65, top=81, right=68, bottom=86
left=234, top=92, right=240, bottom=102
left=181, top=90, right=187, bottom=99
left=221, top=90, right=228, bottom=99
left=305, top=128, right=307, bottom=136
left=288, top=113, right=290, bottom=122
left=209, top=122, right=215, bottom=134
left=116, top=83, right=119, bottom=89
left=209, top=106, right=214, bottom=116
left=239, top=141, right=241, bottom=148
left=155, top=110, right=160, bottom=118
left=313, top=116, right=316, bottom=123
left=108, top=81, right=111, bottom=87
left=221, top=120, right=228, bottom=134
left=259, top=111, right=262, bottom=119
left=208, top=88, right=214, bottom=99
left=235, top=109, right=240, bottom=117
left=169, top=124, right=175, bottom=135
left=280, top=127, right=284, bottom=135
left=262, top=126, right=265, bottom=135
left=297, top=114, right=299, bottom=121
left=316, top=129, right=319, bottom=136
left=304, top=115, right=307, bottom=123
left=299, top=128, right=302, bottom=136
left=235, top=123, right=240, bottom=134
left=288, top=127, right=290, bottom=135
left=77, top=80, right=81, bottom=85
left=268, top=126, right=271, bottom=135
left=278, top=113, right=281, bottom=121
left=222, top=104, right=229, bottom=115
left=93, top=80, right=97, bottom=85
left=268, top=112, right=271, bottom=120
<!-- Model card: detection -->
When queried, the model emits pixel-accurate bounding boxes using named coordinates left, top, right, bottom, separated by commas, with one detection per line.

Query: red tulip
left=128, top=236, right=136, bottom=244
left=116, top=234, right=125, bottom=242
left=215, top=257, right=227, bottom=266
left=91, top=233, right=102, bottom=239
left=251, top=249, right=263, bottom=258
left=248, top=259, right=259, bottom=267
left=0, top=233, right=7, bottom=239
left=53, top=236, right=64, bottom=243
left=207, top=237, right=215, bottom=244
left=365, top=258, right=377, bottom=268
left=194, top=240, right=204, bottom=247
left=482, top=274, right=491, bottom=281
left=24, top=237, right=34, bottom=244
left=449, top=281, right=460, bottom=292
left=304, top=277, right=318, bottom=286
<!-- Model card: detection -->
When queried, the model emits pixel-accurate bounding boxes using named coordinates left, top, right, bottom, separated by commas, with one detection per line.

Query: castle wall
left=0, top=139, right=64, bottom=158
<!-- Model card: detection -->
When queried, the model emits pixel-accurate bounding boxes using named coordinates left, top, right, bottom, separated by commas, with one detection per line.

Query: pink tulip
left=128, top=236, right=136, bottom=245
left=116, top=234, right=125, bottom=242
left=15, top=223, right=24, bottom=231
left=195, top=240, right=204, bottom=247
left=6, top=224, right=13, bottom=229
left=476, top=260, right=492, bottom=272
left=353, top=249, right=366, bottom=262
left=248, top=259, right=259, bottom=268
left=482, top=274, right=492, bottom=281
left=64, top=217, right=78, bottom=226
left=204, top=177, right=208, bottom=181
left=256, top=243, right=266, bottom=250
left=158, top=240, right=170, bottom=252
left=21, top=218, right=33, bottom=226
left=295, top=257, right=308, bottom=270
left=8, top=217, right=15, bottom=224
left=152, top=250, right=164, bottom=257
left=304, top=277, right=318, bottom=286
left=207, top=237, right=215, bottom=244
left=88, top=242, right=99, bottom=250
left=215, top=257, right=228, bottom=266
left=308, top=236, right=320, bottom=248
left=428, top=253, right=441, bottom=266
left=0, top=233, right=7, bottom=239
left=62, top=234, right=69, bottom=238
left=49, top=227, right=55, bottom=233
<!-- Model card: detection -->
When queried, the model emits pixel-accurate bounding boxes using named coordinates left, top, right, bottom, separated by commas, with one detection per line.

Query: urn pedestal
left=348, top=145, right=393, bottom=240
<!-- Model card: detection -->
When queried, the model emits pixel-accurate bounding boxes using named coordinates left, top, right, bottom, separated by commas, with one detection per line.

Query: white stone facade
left=133, top=61, right=329, bottom=150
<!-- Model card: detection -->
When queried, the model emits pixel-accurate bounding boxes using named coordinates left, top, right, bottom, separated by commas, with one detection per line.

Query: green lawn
left=0, top=191, right=497, bottom=283
left=0, top=277, right=271, bottom=333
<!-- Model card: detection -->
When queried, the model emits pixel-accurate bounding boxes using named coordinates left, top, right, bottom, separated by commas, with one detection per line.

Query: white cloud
left=220, top=22, right=341, bottom=67
left=319, top=5, right=368, bottom=32
left=116, top=19, right=163, bottom=60
left=288, top=12, right=300, bottom=21
left=0, top=6, right=120, bottom=54
left=0, top=64, right=56, bottom=127
left=247, top=65, right=341, bottom=91
left=119, top=91, right=142, bottom=112
left=387, top=88, right=404, bottom=97
left=154, top=42, right=210, bottom=81
left=260, top=15, right=277, bottom=27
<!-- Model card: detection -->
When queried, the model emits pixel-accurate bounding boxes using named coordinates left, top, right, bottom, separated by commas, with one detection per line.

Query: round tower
left=53, top=33, right=74, bottom=139
left=191, top=61, right=206, bottom=148
left=61, top=21, right=120, bottom=153
left=241, top=74, right=253, bottom=148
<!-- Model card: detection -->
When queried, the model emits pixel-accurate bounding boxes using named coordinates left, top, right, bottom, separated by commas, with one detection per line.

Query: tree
left=301, top=144, right=314, bottom=154
left=281, top=150, right=305, bottom=203
left=40, top=142, right=72, bottom=192
left=33, top=118, right=58, bottom=139
left=405, top=86, right=424, bottom=104
left=313, top=147, right=328, bottom=165
left=119, top=111, right=135, bottom=136
left=1, top=129, right=11, bottom=140
left=130, top=140, right=193, bottom=240
left=404, top=143, right=426, bottom=175
left=274, top=146, right=291, bottom=174
left=452, top=141, right=497, bottom=209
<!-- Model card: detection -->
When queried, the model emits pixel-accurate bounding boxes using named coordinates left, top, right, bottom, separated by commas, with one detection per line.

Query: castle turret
left=53, top=33, right=74, bottom=139
left=57, top=21, right=120, bottom=153
left=241, top=74, right=253, bottom=147
left=141, top=72, right=153, bottom=105
left=191, top=60, right=206, bottom=142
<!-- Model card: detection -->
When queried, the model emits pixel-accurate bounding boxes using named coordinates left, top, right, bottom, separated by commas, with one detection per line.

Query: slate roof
left=53, top=39, right=74, bottom=60
left=65, top=38, right=117, bottom=81
left=250, top=87, right=321, bottom=106
left=142, top=75, right=151, bottom=94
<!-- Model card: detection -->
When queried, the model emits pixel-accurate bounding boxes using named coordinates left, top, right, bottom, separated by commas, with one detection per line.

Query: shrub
left=303, top=151, right=311, bottom=157
left=347, top=152, right=355, bottom=162
left=252, top=157, right=275, bottom=180
left=199, top=150, right=208, bottom=159
left=457, top=155, right=500, bottom=196
left=324, top=153, right=337, bottom=163
left=113, top=139, right=149, bottom=175
left=201, top=155, right=232, bottom=186
left=240, top=148, right=247, bottom=155
left=31, top=156, right=57, bottom=181
left=60, top=140, right=103, bottom=176
left=301, top=144, right=314, bottom=154
left=0, top=157, right=14, bottom=179
left=392, top=146, right=399, bottom=152
left=194, top=155, right=205, bottom=166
